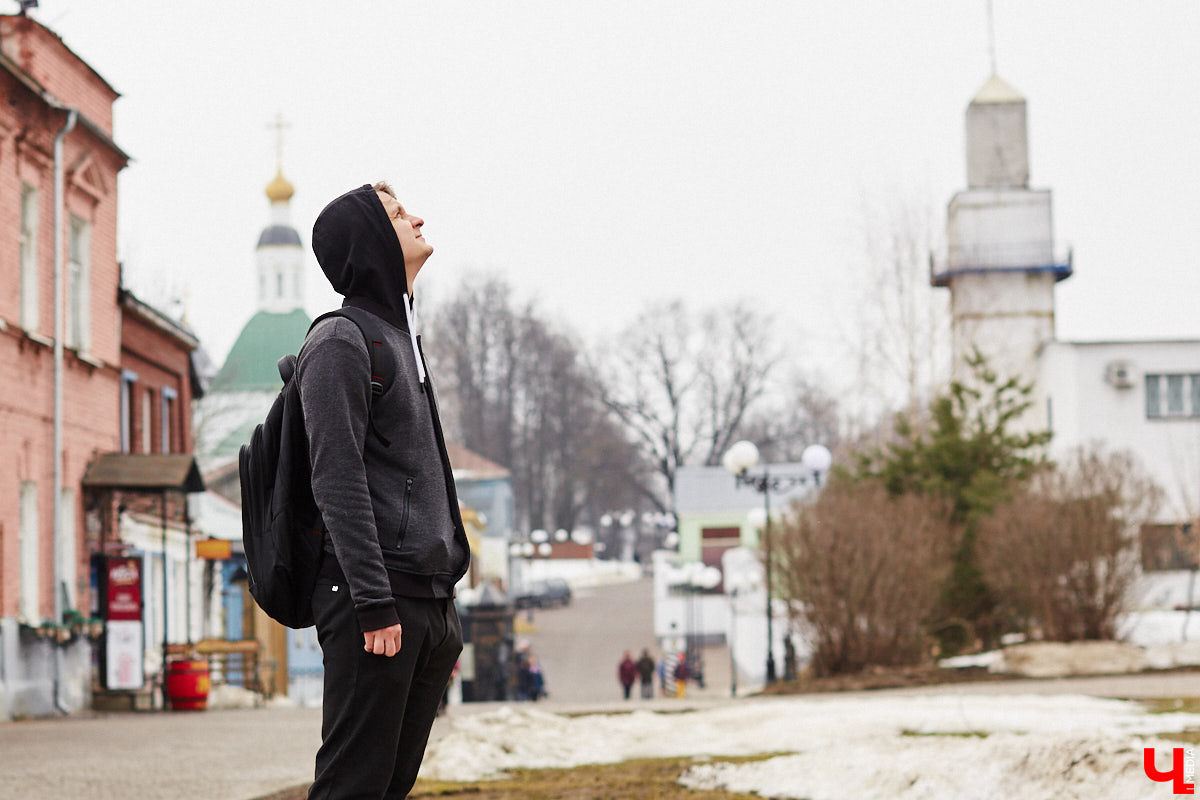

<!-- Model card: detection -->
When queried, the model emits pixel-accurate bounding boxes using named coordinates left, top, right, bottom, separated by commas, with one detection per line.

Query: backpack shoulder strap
left=307, top=308, right=396, bottom=398
left=306, top=308, right=394, bottom=448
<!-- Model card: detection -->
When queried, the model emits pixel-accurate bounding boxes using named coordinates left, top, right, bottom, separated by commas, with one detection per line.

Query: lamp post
left=722, top=440, right=831, bottom=684
left=668, top=563, right=721, bottom=689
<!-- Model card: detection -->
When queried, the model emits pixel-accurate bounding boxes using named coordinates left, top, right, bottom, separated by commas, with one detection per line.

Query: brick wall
left=0, top=18, right=124, bottom=622
left=120, top=308, right=197, bottom=456
left=0, top=15, right=119, bottom=135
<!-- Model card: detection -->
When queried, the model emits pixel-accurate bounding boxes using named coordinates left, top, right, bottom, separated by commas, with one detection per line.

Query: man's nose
left=411, top=215, right=424, bottom=229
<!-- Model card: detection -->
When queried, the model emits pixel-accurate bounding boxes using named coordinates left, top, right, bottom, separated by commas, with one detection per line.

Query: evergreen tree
left=851, top=350, right=1050, bottom=651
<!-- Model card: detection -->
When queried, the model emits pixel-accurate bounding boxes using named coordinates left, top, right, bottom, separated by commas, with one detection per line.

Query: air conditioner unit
left=1105, top=360, right=1135, bottom=389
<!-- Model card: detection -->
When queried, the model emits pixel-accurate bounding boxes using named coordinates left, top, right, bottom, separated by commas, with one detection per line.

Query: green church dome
left=209, top=308, right=313, bottom=392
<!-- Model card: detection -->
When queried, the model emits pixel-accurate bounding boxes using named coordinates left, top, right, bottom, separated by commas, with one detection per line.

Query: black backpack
left=239, top=307, right=394, bottom=628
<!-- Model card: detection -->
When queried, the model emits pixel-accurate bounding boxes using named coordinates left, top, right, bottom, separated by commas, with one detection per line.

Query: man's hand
left=363, top=623, right=403, bottom=657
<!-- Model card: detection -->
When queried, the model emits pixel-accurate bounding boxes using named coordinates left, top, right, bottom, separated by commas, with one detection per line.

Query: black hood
left=312, top=184, right=410, bottom=331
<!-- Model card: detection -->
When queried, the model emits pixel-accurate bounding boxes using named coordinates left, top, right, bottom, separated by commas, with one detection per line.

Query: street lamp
left=723, top=440, right=831, bottom=684
left=668, top=563, right=721, bottom=688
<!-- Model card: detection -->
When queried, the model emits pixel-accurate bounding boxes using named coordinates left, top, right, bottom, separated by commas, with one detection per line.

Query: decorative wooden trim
left=69, top=150, right=108, bottom=202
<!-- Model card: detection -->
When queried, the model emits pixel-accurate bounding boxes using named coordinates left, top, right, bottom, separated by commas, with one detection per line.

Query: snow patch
left=420, top=693, right=1200, bottom=795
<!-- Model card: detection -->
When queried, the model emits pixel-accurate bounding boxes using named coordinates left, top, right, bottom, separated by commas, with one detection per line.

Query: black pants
left=308, top=581, right=463, bottom=800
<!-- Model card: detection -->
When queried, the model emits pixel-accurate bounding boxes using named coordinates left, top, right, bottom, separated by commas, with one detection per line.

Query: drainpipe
left=52, top=107, right=78, bottom=715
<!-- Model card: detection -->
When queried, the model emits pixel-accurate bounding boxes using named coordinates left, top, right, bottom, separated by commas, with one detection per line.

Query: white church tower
left=932, top=74, right=1072, bottom=427
left=256, top=166, right=305, bottom=312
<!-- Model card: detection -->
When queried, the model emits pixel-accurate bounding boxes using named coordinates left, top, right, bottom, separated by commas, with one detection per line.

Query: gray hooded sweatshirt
left=298, top=184, right=469, bottom=633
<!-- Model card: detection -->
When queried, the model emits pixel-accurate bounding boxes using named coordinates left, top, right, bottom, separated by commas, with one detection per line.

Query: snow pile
left=421, top=694, right=1200, bottom=797
left=681, top=733, right=1169, bottom=800
left=988, top=641, right=1146, bottom=677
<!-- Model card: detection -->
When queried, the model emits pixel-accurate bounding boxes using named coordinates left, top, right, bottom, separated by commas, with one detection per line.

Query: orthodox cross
left=267, top=113, right=291, bottom=171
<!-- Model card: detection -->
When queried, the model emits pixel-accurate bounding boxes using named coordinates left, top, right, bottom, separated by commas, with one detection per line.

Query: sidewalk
left=4, top=670, right=1200, bottom=799
left=0, top=706, right=324, bottom=800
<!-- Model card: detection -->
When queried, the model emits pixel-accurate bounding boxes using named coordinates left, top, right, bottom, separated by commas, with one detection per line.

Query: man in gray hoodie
left=300, top=182, right=469, bottom=799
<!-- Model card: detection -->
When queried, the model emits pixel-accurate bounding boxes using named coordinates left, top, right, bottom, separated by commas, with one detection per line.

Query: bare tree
left=978, top=444, right=1162, bottom=641
left=425, top=273, right=654, bottom=534
left=738, top=370, right=842, bottom=463
left=777, top=481, right=956, bottom=675
left=843, top=188, right=949, bottom=424
left=427, top=275, right=522, bottom=469
left=600, top=300, right=779, bottom=511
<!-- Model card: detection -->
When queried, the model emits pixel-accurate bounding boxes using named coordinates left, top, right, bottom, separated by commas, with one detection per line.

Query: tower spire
left=264, top=113, right=295, bottom=204
left=986, top=0, right=998, bottom=75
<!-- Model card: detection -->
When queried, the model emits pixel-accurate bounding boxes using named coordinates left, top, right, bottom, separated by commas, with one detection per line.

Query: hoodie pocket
left=396, top=477, right=414, bottom=549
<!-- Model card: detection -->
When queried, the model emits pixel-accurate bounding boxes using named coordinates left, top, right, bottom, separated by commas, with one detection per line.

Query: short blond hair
left=372, top=181, right=396, bottom=198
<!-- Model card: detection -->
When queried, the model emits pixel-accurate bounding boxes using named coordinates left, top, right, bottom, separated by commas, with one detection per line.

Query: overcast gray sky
left=35, top=1, right=1200, bottom=386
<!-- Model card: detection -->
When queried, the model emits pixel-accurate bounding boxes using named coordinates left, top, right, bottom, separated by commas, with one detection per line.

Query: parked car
left=514, top=578, right=573, bottom=609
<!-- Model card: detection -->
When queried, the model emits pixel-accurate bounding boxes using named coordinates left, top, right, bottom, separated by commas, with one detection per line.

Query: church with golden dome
left=203, top=157, right=313, bottom=454
left=192, top=141, right=325, bottom=703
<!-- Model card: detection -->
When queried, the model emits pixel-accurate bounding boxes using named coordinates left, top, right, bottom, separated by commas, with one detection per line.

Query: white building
left=662, top=74, right=1200, bottom=689
left=934, top=74, right=1200, bottom=609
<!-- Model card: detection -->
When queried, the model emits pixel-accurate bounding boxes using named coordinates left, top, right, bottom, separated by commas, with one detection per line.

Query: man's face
left=375, top=190, right=433, bottom=265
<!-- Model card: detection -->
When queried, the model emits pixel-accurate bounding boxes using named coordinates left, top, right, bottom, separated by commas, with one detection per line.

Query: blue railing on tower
left=930, top=243, right=1073, bottom=286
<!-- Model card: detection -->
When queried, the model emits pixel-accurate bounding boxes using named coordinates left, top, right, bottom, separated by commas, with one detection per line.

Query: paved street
left=519, top=577, right=734, bottom=705
left=4, top=576, right=1200, bottom=799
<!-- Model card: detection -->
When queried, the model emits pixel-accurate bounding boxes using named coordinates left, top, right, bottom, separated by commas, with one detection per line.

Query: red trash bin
left=166, top=658, right=210, bottom=710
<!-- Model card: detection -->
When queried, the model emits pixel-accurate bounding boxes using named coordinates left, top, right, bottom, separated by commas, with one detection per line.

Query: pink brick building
left=0, top=14, right=197, bottom=717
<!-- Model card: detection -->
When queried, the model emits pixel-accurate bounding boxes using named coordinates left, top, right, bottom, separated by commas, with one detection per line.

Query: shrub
left=977, top=445, right=1161, bottom=641
left=776, top=481, right=956, bottom=676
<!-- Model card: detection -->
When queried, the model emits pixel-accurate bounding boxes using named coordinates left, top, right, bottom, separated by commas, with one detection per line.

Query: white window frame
left=59, top=487, right=76, bottom=610
left=67, top=214, right=91, bottom=352
left=120, top=370, right=137, bottom=453
left=161, top=386, right=178, bottom=454
left=19, top=183, right=39, bottom=331
left=19, top=481, right=40, bottom=621
left=1146, top=373, right=1200, bottom=419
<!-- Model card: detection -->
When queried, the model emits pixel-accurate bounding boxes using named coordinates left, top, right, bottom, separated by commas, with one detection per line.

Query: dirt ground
left=255, top=755, right=781, bottom=800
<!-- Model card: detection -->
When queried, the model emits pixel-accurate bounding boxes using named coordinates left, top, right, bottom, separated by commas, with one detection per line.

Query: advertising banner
left=105, top=557, right=142, bottom=622
left=105, top=620, right=144, bottom=691
left=103, top=557, right=145, bottom=690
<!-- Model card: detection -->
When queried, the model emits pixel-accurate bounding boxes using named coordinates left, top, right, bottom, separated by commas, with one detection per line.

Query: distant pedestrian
left=516, top=651, right=533, bottom=701
left=618, top=651, right=637, bottom=700
left=636, top=649, right=655, bottom=699
left=527, top=655, right=546, bottom=701
left=673, top=653, right=690, bottom=698
left=657, top=656, right=669, bottom=692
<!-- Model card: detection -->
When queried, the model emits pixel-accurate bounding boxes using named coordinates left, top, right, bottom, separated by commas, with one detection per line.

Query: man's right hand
left=363, top=623, right=403, bottom=657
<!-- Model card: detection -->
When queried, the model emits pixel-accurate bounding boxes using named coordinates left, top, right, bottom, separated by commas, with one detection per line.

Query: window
left=19, top=481, right=39, bottom=621
left=699, top=527, right=741, bottom=594
left=67, top=215, right=91, bottom=351
left=276, top=271, right=284, bottom=298
left=142, top=389, right=153, bottom=453
left=19, top=184, right=39, bottom=331
left=1167, top=375, right=1186, bottom=415
left=119, top=370, right=137, bottom=453
left=161, top=387, right=177, bottom=454
left=1146, top=373, right=1200, bottom=419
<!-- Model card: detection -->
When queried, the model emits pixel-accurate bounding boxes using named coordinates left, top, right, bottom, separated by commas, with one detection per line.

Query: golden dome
left=265, top=169, right=294, bottom=203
